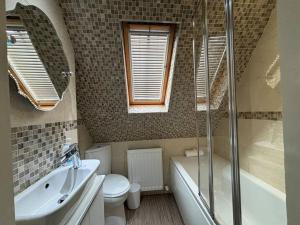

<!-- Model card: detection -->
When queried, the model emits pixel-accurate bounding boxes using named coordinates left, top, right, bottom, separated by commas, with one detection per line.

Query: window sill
left=197, top=103, right=218, bottom=112
left=197, top=104, right=207, bottom=111
left=128, top=105, right=169, bottom=114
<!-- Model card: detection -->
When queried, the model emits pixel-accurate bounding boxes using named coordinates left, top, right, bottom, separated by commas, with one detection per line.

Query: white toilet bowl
left=103, top=174, right=130, bottom=225
left=103, top=174, right=130, bottom=206
left=104, top=193, right=128, bottom=208
left=85, top=145, right=131, bottom=225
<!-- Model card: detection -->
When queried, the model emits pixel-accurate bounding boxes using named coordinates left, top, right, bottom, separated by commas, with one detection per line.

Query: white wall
left=277, top=1, right=300, bottom=224
left=108, top=137, right=206, bottom=188
left=0, top=0, right=15, bottom=224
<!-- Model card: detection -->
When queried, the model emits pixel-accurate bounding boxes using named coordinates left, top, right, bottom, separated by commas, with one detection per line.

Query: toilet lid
left=103, top=174, right=130, bottom=198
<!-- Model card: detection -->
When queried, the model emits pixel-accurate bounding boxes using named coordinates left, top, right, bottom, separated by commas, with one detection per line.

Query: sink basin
left=15, top=159, right=100, bottom=222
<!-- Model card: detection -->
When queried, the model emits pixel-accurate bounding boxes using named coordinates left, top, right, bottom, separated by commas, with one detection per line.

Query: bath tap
left=61, top=143, right=81, bottom=169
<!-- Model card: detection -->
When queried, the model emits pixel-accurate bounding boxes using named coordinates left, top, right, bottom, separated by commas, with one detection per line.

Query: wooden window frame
left=8, top=66, right=57, bottom=109
left=197, top=97, right=207, bottom=104
left=122, top=22, right=176, bottom=106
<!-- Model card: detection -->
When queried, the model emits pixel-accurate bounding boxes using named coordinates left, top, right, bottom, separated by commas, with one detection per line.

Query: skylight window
left=6, top=23, right=59, bottom=110
left=122, top=22, right=176, bottom=107
left=196, top=36, right=226, bottom=103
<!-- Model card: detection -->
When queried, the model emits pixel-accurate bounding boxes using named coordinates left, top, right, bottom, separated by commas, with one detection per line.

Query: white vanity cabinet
left=80, top=215, right=89, bottom=225
left=64, top=175, right=105, bottom=225
left=80, top=188, right=105, bottom=225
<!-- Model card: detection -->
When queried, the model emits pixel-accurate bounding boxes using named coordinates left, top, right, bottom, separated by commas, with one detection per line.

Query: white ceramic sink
left=15, top=159, right=100, bottom=222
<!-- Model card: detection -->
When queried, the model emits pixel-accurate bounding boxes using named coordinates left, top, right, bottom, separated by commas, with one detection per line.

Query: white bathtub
left=170, top=155, right=287, bottom=225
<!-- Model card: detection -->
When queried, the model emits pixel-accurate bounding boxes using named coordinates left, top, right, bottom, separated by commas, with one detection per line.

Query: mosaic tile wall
left=11, top=120, right=77, bottom=194
left=208, top=0, right=276, bottom=123
left=238, top=111, right=282, bottom=121
left=58, top=0, right=275, bottom=142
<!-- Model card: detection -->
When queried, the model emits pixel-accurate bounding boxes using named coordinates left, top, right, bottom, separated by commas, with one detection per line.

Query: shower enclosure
left=193, top=0, right=286, bottom=225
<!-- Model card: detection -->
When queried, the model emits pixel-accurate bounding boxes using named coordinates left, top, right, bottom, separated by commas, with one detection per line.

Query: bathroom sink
left=14, top=159, right=100, bottom=222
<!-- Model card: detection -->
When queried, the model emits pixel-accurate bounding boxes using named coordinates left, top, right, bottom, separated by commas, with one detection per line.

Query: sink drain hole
left=57, top=195, right=68, bottom=204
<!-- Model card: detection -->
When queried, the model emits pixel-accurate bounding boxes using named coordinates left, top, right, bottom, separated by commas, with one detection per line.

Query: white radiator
left=127, top=148, right=163, bottom=191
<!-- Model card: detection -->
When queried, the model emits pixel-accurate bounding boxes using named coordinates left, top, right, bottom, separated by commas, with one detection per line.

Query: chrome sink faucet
left=61, top=143, right=81, bottom=169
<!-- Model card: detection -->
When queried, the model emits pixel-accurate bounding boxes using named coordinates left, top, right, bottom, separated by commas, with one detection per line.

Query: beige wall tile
left=237, top=10, right=282, bottom=112
left=214, top=119, right=285, bottom=192
left=214, top=11, right=285, bottom=193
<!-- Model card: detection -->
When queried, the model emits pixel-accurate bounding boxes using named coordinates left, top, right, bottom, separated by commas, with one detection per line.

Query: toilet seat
left=103, top=174, right=130, bottom=198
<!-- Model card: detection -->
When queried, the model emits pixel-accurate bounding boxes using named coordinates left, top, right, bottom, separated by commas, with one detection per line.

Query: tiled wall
left=214, top=118, right=285, bottom=192
left=223, top=111, right=283, bottom=121
left=11, top=120, right=77, bottom=194
left=214, top=11, right=285, bottom=193
left=58, top=0, right=275, bottom=142
left=208, top=0, right=276, bottom=127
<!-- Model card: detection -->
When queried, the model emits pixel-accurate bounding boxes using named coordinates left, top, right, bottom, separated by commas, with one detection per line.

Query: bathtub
left=170, top=155, right=287, bottom=225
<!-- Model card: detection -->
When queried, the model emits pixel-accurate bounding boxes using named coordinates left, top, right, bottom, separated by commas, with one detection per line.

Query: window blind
left=7, top=29, right=59, bottom=103
left=123, top=23, right=175, bottom=106
left=197, top=36, right=226, bottom=98
left=129, top=30, right=169, bottom=102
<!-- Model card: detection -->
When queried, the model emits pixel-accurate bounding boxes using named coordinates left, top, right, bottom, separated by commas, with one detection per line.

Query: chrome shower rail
left=192, top=19, right=202, bottom=206
left=202, top=0, right=215, bottom=219
left=224, top=0, right=242, bottom=224
left=197, top=0, right=242, bottom=224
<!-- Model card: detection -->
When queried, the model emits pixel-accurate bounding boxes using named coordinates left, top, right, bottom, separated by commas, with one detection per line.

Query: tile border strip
left=224, top=111, right=282, bottom=121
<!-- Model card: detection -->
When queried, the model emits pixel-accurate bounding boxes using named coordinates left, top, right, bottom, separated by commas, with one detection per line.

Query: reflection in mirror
left=193, top=0, right=234, bottom=223
left=196, top=37, right=226, bottom=112
left=6, top=3, right=71, bottom=111
left=193, top=0, right=211, bottom=208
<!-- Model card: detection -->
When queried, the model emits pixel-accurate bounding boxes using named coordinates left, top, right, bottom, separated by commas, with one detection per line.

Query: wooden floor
left=126, top=194, right=185, bottom=225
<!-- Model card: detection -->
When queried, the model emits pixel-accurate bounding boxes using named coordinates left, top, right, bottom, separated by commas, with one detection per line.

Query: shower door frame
left=223, top=0, right=242, bottom=224
left=194, top=0, right=243, bottom=225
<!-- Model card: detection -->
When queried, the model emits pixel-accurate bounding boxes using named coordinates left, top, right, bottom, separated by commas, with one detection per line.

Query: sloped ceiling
left=208, top=0, right=276, bottom=122
left=58, top=0, right=276, bottom=142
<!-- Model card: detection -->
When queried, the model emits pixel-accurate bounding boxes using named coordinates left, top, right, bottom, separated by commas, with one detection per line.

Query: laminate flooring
left=126, top=194, right=185, bottom=225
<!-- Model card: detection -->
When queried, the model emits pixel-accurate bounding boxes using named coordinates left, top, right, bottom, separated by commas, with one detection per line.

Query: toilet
left=85, top=144, right=130, bottom=225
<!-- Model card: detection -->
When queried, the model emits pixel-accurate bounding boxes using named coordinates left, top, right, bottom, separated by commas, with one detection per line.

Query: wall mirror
left=6, top=3, right=71, bottom=111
